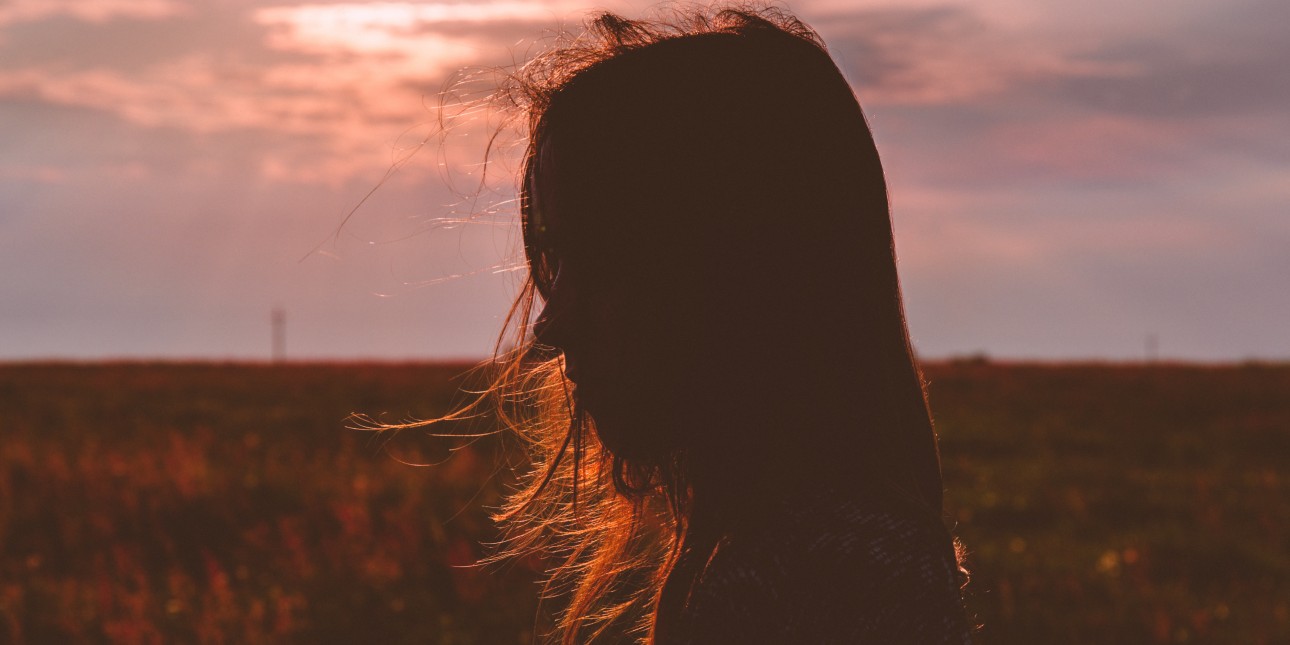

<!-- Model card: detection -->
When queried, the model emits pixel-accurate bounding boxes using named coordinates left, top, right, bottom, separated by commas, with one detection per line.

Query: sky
left=1, top=0, right=1286, bottom=362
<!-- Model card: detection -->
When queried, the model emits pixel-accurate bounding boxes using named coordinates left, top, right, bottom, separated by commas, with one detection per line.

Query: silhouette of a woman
left=488, top=6, right=970, bottom=643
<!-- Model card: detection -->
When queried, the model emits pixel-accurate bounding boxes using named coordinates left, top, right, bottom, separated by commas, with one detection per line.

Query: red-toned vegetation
left=1, top=361, right=1286, bottom=643
left=928, top=360, right=1289, bottom=644
left=1, top=363, right=541, bottom=644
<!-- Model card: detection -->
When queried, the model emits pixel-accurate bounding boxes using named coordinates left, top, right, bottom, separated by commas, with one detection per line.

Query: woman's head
left=487, top=6, right=950, bottom=640
left=514, top=8, right=938, bottom=503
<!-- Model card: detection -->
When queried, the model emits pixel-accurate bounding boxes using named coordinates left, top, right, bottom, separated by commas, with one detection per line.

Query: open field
left=1, top=361, right=1287, bottom=643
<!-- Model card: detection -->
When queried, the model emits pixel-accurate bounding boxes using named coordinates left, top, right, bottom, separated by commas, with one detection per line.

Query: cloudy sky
left=1, top=0, right=1286, bottom=361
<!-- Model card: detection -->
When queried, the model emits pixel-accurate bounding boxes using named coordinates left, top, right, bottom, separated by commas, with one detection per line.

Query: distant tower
left=271, top=307, right=286, bottom=362
left=1145, top=332, right=1158, bottom=363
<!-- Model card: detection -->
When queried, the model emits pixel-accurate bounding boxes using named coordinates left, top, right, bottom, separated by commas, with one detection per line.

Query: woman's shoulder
left=676, top=488, right=970, bottom=643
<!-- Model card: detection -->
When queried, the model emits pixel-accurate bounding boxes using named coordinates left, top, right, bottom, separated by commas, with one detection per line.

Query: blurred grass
left=927, top=360, right=1289, bottom=644
left=0, top=362, right=543, bottom=644
left=1, top=360, right=1287, bottom=643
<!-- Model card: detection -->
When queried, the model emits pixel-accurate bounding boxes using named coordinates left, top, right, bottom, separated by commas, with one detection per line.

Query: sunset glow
left=1, top=0, right=1285, bottom=360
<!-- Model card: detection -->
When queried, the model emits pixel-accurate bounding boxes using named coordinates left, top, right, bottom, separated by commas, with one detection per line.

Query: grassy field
left=1, top=361, right=1286, bottom=643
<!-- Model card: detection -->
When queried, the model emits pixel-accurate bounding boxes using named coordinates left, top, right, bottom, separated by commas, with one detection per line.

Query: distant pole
left=272, top=307, right=286, bottom=362
left=1145, top=332, right=1158, bottom=363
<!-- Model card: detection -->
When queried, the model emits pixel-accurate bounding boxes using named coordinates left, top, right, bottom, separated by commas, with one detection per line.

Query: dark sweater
left=669, top=491, right=971, bottom=644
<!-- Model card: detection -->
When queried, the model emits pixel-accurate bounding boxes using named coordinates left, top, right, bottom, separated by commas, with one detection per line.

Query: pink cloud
left=0, top=0, right=182, bottom=26
left=0, top=56, right=461, bottom=183
left=254, top=2, right=589, bottom=53
left=0, top=3, right=585, bottom=184
left=816, top=6, right=1141, bottom=107
left=987, top=115, right=1195, bottom=182
left=0, top=163, right=67, bottom=183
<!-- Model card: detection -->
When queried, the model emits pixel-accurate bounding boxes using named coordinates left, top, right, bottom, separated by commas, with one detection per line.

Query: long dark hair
left=456, top=5, right=961, bottom=642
